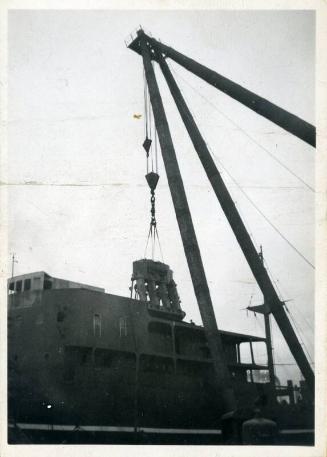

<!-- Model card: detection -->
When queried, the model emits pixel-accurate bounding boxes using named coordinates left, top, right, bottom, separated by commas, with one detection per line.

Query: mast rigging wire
left=216, top=155, right=314, bottom=269
left=286, top=307, right=314, bottom=365
left=263, top=259, right=314, bottom=357
left=170, top=63, right=314, bottom=193
left=265, top=267, right=314, bottom=335
left=154, top=128, right=158, bottom=172
left=165, top=59, right=315, bottom=372
left=251, top=250, right=314, bottom=364
left=264, top=263, right=314, bottom=354
left=166, top=61, right=315, bottom=269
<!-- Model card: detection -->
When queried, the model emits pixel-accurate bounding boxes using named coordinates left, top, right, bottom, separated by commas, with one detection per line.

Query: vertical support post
left=287, top=380, right=295, bottom=406
left=264, top=315, right=276, bottom=388
left=138, top=30, right=236, bottom=412
left=236, top=344, right=241, bottom=364
left=259, top=247, right=276, bottom=390
left=172, top=322, right=177, bottom=373
left=133, top=354, right=139, bottom=433
left=130, top=279, right=134, bottom=298
left=11, top=253, right=17, bottom=278
left=154, top=47, right=314, bottom=395
left=128, top=301, right=139, bottom=434
left=249, top=341, right=255, bottom=364
left=249, top=341, right=255, bottom=383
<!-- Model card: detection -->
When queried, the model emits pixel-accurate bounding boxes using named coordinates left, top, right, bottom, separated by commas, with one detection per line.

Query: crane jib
left=129, top=31, right=315, bottom=148
left=128, top=29, right=315, bottom=401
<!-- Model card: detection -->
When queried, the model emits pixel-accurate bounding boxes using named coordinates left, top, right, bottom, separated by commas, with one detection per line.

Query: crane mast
left=138, top=31, right=237, bottom=413
left=129, top=29, right=314, bottom=404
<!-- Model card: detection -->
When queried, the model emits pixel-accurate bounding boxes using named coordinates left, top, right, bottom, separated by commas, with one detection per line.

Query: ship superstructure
left=8, top=264, right=276, bottom=443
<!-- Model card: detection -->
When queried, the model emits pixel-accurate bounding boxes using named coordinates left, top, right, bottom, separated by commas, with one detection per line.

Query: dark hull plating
left=8, top=288, right=313, bottom=444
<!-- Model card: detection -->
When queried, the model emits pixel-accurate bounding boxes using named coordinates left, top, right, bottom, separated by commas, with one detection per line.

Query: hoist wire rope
left=145, top=229, right=153, bottom=260
left=143, top=68, right=150, bottom=173
left=154, top=127, right=158, bottom=173
left=143, top=68, right=148, bottom=138
left=167, top=62, right=315, bottom=270
left=144, top=222, right=164, bottom=262
left=148, top=96, right=154, bottom=172
left=143, top=63, right=164, bottom=260
left=154, top=225, right=164, bottom=262
left=169, top=63, right=314, bottom=193
left=144, top=225, right=152, bottom=259
left=152, top=226, right=155, bottom=260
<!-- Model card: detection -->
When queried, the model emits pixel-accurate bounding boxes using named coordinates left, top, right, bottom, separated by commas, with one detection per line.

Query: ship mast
left=247, top=246, right=276, bottom=391
left=11, top=253, right=18, bottom=278
left=128, top=29, right=314, bottom=402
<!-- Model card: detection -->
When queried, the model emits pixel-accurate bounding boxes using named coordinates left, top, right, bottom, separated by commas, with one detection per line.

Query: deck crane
left=128, top=29, right=315, bottom=413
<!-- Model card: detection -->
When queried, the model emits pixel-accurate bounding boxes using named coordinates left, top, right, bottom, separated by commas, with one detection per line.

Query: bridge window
left=252, top=369, right=270, bottom=383
left=44, top=279, right=52, bottom=290
left=9, top=282, right=15, bottom=292
left=119, top=317, right=127, bottom=337
left=252, top=341, right=268, bottom=366
left=176, top=359, right=212, bottom=377
left=200, top=345, right=210, bottom=359
left=148, top=321, right=172, bottom=353
left=239, top=342, right=252, bottom=364
left=33, top=277, right=42, bottom=289
left=24, top=278, right=31, bottom=291
left=63, top=346, right=92, bottom=382
left=93, top=314, right=102, bottom=337
left=15, top=280, right=22, bottom=293
left=174, top=326, right=208, bottom=358
left=140, top=355, right=174, bottom=374
left=94, top=349, right=136, bottom=370
left=94, top=348, right=113, bottom=367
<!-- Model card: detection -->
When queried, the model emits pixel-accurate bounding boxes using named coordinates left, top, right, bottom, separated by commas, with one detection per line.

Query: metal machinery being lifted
left=127, top=29, right=315, bottom=414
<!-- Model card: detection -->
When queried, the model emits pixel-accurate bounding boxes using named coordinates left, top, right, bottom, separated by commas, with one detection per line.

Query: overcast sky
left=8, top=9, right=315, bottom=384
